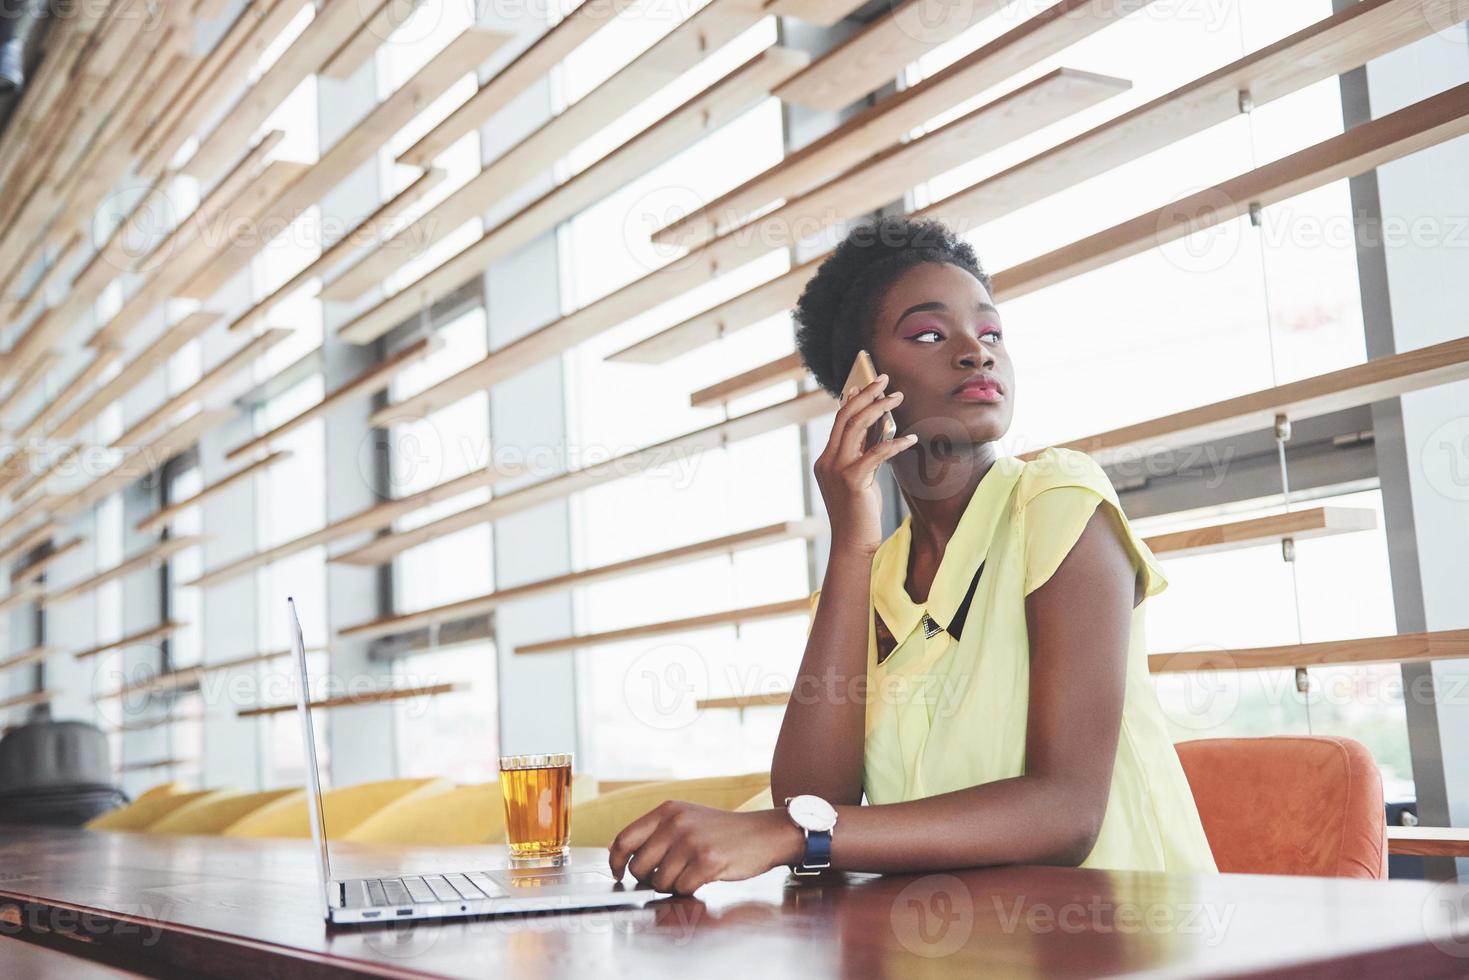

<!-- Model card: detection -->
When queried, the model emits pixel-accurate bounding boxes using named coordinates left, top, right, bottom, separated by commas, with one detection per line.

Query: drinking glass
left=498, top=753, right=573, bottom=858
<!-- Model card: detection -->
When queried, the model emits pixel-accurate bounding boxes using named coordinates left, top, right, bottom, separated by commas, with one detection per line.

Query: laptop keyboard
left=363, top=873, right=505, bottom=907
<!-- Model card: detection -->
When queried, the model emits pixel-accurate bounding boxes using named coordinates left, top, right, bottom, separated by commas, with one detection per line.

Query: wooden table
left=3, top=825, right=1469, bottom=978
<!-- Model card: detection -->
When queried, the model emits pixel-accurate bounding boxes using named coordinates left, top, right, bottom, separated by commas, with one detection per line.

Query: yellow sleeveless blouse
left=808, top=447, right=1217, bottom=873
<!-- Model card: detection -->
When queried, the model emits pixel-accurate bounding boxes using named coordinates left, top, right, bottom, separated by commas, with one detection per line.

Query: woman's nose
left=954, top=333, right=995, bottom=369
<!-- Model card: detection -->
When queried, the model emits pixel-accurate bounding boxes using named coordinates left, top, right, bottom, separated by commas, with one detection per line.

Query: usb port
left=361, top=911, right=381, bottom=918
left=396, top=909, right=413, bottom=916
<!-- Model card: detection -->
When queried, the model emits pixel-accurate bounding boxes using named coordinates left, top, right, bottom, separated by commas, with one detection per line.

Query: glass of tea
left=498, top=753, right=573, bottom=858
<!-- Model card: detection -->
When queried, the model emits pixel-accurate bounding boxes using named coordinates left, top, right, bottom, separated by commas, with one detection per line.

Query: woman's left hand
left=608, top=801, right=805, bottom=895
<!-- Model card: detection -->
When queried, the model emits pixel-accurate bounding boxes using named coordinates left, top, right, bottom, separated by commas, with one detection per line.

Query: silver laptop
left=287, top=597, right=663, bottom=924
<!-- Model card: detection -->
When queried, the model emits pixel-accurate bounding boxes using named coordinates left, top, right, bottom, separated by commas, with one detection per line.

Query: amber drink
left=498, top=753, right=573, bottom=858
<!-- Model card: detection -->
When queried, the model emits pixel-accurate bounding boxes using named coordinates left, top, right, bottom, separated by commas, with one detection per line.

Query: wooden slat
left=9, top=345, right=125, bottom=445
left=103, top=130, right=289, bottom=293
left=697, top=691, right=790, bottom=710
left=917, top=0, right=1469, bottom=247
left=1142, top=508, right=1377, bottom=560
left=397, top=0, right=630, bottom=167
left=699, top=629, right=1469, bottom=710
left=654, top=0, right=1154, bottom=250
left=6, top=234, right=82, bottom=330
left=1050, top=335, right=1469, bottom=467
left=223, top=336, right=436, bottom=462
left=775, top=0, right=1008, bottom=111
left=343, top=62, right=1121, bottom=315
left=106, top=712, right=207, bottom=735
left=10, top=539, right=85, bottom=585
left=73, top=622, right=185, bottom=662
left=315, top=0, right=780, bottom=302
left=236, top=681, right=467, bottom=718
left=0, top=351, right=62, bottom=423
left=629, top=0, right=1469, bottom=371
left=46, top=311, right=223, bottom=443
left=136, top=0, right=312, bottom=177
left=997, top=79, right=1469, bottom=302
left=117, top=758, right=197, bottom=773
left=44, top=536, right=205, bottom=607
left=72, top=160, right=309, bottom=358
left=690, top=353, right=804, bottom=407
left=166, top=160, right=317, bottom=301
left=95, top=647, right=318, bottom=702
left=0, top=689, right=55, bottom=712
left=0, top=495, right=54, bottom=552
left=319, top=0, right=424, bottom=79
left=182, top=455, right=530, bottom=590
left=608, top=64, right=1131, bottom=365
left=184, top=0, right=380, bottom=184
left=763, top=0, right=870, bottom=26
left=1388, top=827, right=1469, bottom=858
left=332, top=45, right=810, bottom=328
left=1148, top=630, right=1469, bottom=674
left=52, top=409, right=236, bottom=519
left=616, top=65, right=1122, bottom=364
left=136, top=452, right=292, bottom=534
left=107, top=328, right=293, bottom=449
left=338, top=388, right=831, bottom=566
left=0, top=646, right=57, bottom=675
left=176, top=26, right=515, bottom=303
left=339, top=517, right=825, bottom=641
left=225, top=167, right=449, bottom=335
left=679, top=76, right=1469, bottom=404
left=0, top=522, right=61, bottom=568
left=0, top=584, right=44, bottom=615
left=517, top=597, right=811, bottom=655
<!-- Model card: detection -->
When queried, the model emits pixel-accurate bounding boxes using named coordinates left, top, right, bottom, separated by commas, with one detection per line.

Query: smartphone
left=844, top=349, right=897, bottom=452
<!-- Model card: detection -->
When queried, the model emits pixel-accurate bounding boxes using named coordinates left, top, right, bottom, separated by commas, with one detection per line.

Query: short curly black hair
left=793, top=215, right=991, bottom=397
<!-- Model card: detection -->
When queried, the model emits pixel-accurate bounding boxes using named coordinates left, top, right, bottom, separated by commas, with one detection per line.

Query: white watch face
left=787, top=794, right=838, bottom=833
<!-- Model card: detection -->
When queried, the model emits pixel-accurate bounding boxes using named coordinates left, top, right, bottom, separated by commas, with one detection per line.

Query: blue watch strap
left=794, top=829, right=832, bottom=875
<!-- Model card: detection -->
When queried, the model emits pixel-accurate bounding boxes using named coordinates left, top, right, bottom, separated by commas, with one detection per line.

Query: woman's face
left=866, top=261, right=1015, bottom=447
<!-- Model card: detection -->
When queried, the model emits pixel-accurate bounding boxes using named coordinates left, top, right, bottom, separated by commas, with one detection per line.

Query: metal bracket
left=1274, top=413, right=1291, bottom=443
left=1238, top=89, right=1254, bottom=114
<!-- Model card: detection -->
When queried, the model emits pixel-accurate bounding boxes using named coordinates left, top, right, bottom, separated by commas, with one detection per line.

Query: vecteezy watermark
left=891, top=875, right=1237, bottom=959
left=624, top=643, right=710, bottom=731
left=891, top=874, right=976, bottom=959
left=1421, top=415, right=1469, bottom=502
left=356, top=423, right=709, bottom=497
left=1150, top=648, right=1242, bottom=732
left=1421, top=878, right=1469, bottom=959
left=1153, top=185, right=1246, bottom=276
left=990, top=893, right=1236, bottom=945
left=1421, top=0, right=1469, bottom=47
left=92, top=656, right=456, bottom=727
left=621, top=649, right=977, bottom=730
left=0, top=898, right=166, bottom=948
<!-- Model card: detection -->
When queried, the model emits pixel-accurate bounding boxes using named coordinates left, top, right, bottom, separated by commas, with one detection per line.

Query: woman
left=609, top=216, right=1216, bottom=894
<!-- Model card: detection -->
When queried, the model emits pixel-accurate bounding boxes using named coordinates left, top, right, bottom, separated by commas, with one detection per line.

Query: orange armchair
left=1175, top=735, right=1387, bottom=878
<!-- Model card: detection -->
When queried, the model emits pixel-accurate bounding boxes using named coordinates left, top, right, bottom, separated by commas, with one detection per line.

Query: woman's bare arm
left=611, top=504, right=1138, bottom=889
left=769, top=545, right=876, bottom=807
left=770, top=373, right=916, bottom=807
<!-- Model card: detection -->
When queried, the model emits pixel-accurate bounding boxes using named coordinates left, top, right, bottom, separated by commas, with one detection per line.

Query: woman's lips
left=952, top=378, right=1004, bottom=403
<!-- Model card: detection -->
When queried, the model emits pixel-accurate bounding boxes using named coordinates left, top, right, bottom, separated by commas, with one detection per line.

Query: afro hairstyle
left=792, top=215, right=991, bottom=397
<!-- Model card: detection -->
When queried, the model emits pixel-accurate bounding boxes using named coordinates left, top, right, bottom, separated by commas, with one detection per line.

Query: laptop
left=286, top=597, right=664, bottom=924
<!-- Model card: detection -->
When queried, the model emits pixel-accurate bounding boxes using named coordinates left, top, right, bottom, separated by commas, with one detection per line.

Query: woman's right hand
left=812, top=373, right=918, bottom=558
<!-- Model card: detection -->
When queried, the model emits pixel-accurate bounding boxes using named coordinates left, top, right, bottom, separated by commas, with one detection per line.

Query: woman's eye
left=979, top=328, right=1002, bottom=343
left=910, top=328, right=943, bottom=343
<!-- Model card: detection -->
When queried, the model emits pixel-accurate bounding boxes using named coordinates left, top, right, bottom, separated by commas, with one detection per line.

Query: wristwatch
left=784, top=794, right=838, bottom=876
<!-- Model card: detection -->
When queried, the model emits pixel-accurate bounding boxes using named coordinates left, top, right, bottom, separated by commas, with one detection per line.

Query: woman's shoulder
left=1013, top=447, right=1117, bottom=509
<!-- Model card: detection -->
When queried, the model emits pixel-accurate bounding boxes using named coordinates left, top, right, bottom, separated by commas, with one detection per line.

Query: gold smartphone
left=844, top=349, right=897, bottom=452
